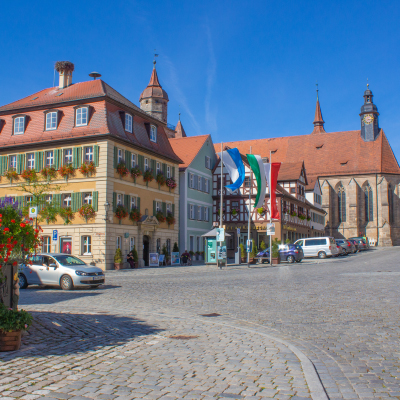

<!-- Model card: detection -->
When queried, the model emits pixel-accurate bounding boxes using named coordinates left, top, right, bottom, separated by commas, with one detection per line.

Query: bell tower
left=360, top=84, right=380, bottom=142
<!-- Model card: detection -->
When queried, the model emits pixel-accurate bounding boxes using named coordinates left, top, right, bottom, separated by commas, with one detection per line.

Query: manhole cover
left=168, top=335, right=199, bottom=340
left=201, top=313, right=221, bottom=317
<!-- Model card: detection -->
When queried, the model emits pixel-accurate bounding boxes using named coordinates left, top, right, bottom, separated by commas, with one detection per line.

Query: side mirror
left=49, top=263, right=57, bottom=269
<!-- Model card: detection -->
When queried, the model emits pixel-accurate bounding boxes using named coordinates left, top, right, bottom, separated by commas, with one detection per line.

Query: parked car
left=19, top=253, right=105, bottom=290
left=347, top=239, right=361, bottom=252
left=335, top=239, right=354, bottom=255
left=256, top=244, right=304, bottom=263
left=349, top=237, right=370, bottom=250
left=294, top=237, right=339, bottom=259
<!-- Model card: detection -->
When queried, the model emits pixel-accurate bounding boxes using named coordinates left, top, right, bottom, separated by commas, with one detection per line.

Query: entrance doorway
left=143, top=235, right=150, bottom=266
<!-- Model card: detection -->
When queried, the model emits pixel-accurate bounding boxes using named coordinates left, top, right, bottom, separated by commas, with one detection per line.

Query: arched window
left=364, top=184, right=373, bottom=222
left=338, top=185, right=346, bottom=223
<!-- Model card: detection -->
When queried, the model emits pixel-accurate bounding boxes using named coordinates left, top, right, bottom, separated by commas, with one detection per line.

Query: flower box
left=116, top=163, right=129, bottom=178
left=41, top=166, right=57, bottom=180
left=79, top=204, right=96, bottom=222
left=166, top=177, right=177, bottom=189
left=79, top=161, right=96, bottom=177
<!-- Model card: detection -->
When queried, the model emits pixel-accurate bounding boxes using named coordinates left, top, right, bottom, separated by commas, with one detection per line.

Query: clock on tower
left=360, top=85, right=380, bottom=142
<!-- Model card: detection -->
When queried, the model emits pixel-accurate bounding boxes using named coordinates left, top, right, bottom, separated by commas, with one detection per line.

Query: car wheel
left=60, top=275, right=74, bottom=291
left=318, top=251, right=327, bottom=259
left=296, top=259, right=302, bottom=263
left=287, top=255, right=295, bottom=263
left=18, top=273, right=28, bottom=289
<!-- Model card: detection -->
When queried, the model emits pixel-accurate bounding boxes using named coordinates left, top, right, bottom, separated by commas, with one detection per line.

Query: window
left=64, top=149, right=73, bottom=165
left=204, top=207, right=209, bottom=221
left=189, top=236, right=194, bottom=252
left=156, top=162, right=161, bottom=174
left=244, top=176, right=250, bottom=188
left=338, top=185, right=346, bottom=223
left=144, top=158, right=149, bottom=171
left=9, top=155, right=17, bottom=169
left=166, top=203, right=171, bottom=214
left=131, top=153, right=136, bottom=168
left=167, top=166, right=171, bottom=178
left=131, top=196, right=136, bottom=210
left=198, top=176, right=202, bottom=191
left=117, top=193, right=123, bottom=206
left=82, top=236, right=92, bottom=255
left=45, top=151, right=54, bottom=167
left=83, top=193, right=92, bottom=205
left=364, top=184, right=373, bottom=222
left=46, top=112, right=58, bottom=131
left=76, top=107, right=88, bottom=126
left=26, top=196, right=33, bottom=205
left=42, top=236, right=51, bottom=253
left=14, top=117, right=25, bottom=135
left=118, top=149, right=123, bottom=164
left=189, top=174, right=194, bottom=188
left=205, top=156, right=211, bottom=169
left=156, top=238, right=161, bottom=253
left=166, top=239, right=171, bottom=255
left=290, top=188, right=296, bottom=194
left=125, top=114, right=133, bottom=133
left=150, top=125, right=157, bottom=142
left=196, top=236, right=200, bottom=252
left=156, top=201, right=161, bottom=212
left=130, top=237, right=135, bottom=251
left=205, top=179, right=209, bottom=193
left=45, top=195, right=52, bottom=204
left=27, top=153, right=35, bottom=170
left=189, top=204, right=194, bottom=219
left=85, top=147, right=93, bottom=162
left=116, top=236, right=122, bottom=250
left=63, top=193, right=72, bottom=207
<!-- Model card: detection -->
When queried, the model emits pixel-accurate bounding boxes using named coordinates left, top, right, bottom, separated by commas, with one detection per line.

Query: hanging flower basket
left=156, top=173, right=166, bottom=186
left=116, top=163, right=129, bottom=178
left=298, top=213, right=306, bottom=220
left=307, top=216, right=311, bottom=221
left=58, top=165, right=74, bottom=180
left=155, top=211, right=166, bottom=223
left=257, top=207, right=266, bottom=216
left=143, top=169, right=154, bottom=183
left=59, top=207, right=74, bottom=225
left=130, top=167, right=142, bottom=180
left=78, top=204, right=96, bottom=222
left=166, top=177, right=177, bottom=189
left=166, top=212, right=175, bottom=225
left=290, top=211, right=297, bottom=217
left=79, top=161, right=96, bottom=177
left=115, top=205, right=128, bottom=223
left=21, top=169, right=37, bottom=181
left=231, top=208, right=239, bottom=216
left=41, top=166, right=57, bottom=180
left=4, top=169, right=19, bottom=182
left=129, top=208, right=142, bottom=223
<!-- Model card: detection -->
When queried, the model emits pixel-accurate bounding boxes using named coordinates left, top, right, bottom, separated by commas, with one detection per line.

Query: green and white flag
left=246, top=154, right=266, bottom=209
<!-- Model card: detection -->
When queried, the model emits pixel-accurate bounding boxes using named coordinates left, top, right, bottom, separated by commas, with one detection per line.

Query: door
left=296, top=239, right=307, bottom=256
left=26, top=255, right=43, bottom=285
left=143, top=235, right=150, bottom=266
left=39, top=256, right=60, bottom=285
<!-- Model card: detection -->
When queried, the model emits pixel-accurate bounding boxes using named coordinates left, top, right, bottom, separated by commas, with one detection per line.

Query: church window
left=364, top=184, right=373, bottom=222
left=338, top=186, right=346, bottom=223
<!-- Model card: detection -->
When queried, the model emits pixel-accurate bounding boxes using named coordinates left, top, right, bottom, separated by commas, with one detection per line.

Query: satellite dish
left=89, top=72, right=102, bottom=80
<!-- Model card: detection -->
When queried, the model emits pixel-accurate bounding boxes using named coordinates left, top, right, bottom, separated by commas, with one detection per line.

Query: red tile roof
left=215, top=129, right=400, bottom=179
left=278, top=161, right=306, bottom=182
left=169, top=135, right=210, bottom=168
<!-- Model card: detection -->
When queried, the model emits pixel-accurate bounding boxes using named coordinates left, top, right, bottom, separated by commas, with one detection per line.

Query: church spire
left=175, top=113, right=187, bottom=138
left=312, top=84, right=326, bottom=134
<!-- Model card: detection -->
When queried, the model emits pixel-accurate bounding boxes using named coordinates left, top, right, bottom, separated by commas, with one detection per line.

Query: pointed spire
left=175, top=114, right=187, bottom=138
left=148, top=59, right=161, bottom=87
left=312, top=84, right=325, bottom=134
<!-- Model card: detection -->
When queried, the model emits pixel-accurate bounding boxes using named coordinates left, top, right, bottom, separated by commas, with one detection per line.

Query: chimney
left=55, top=61, right=75, bottom=89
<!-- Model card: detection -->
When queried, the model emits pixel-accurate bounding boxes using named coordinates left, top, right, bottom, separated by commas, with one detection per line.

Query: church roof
left=312, top=97, right=325, bottom=134
left=175, top=120, right=187, bottom=138
left=214, top=129, right=400, bottom=179
left=139, top=64, right=169, bottom=101
left=169, top=135, right=210, bottom=169
left=278, top=161, right=307, bottom=183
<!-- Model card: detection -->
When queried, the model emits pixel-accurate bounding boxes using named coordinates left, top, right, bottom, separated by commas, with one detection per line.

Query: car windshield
left=53, top=255, right=87, bottom=266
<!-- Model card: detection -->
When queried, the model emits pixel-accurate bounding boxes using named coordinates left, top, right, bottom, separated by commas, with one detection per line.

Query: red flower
left=20, top=223, right=26, bottom=228
left=26, top=232, right=30, bottom=235
left=11, top=219, right=15, bottom=223
left=0, top=214, right=3, bottom=217
left=34, top=229, right=39, bottom=233
left=3, top=228, right=9, bottom=232
left=29, top=217, right=33, bottom=221
left=12, top=261, right=17, bottom=266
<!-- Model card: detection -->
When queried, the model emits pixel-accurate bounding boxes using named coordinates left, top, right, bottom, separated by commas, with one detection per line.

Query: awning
left=201, top=228, right=232, bottom=237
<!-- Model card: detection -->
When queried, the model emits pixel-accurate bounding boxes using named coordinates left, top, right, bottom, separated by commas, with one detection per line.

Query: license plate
left=92, top=277, right=97, bottom=281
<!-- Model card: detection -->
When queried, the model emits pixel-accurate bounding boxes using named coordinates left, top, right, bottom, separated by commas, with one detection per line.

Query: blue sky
left=1, top=0, right=400, bottom=160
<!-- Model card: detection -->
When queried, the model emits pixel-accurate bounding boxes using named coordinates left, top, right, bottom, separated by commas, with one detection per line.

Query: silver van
left=294, top=237, right=339, bottom=259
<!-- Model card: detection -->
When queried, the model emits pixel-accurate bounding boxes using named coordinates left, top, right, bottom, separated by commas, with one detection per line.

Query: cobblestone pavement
left=1, top=248, right=400, bottom=399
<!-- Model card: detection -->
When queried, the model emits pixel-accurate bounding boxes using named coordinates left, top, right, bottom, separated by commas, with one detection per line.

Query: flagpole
left=219, top=143, right=223, bottom=270
left=270, top=150, right=272, bottom=267
left=247, top=146, right=252, bottom=268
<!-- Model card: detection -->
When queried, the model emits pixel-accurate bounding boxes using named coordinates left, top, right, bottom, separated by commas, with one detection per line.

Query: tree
left=260, top=240, right=267, bottom=251
left=240, top=243, right=246, bottom=258
left=251, top=239, right=258, bottom=258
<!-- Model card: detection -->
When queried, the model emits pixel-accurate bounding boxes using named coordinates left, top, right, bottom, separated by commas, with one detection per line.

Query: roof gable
left=169, top=135, right=210, bottom=168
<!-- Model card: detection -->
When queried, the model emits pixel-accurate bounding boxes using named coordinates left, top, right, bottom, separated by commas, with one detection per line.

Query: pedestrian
left=181, top=249, right=191, bottom=266
left=127, top=251, right=135, bottom=269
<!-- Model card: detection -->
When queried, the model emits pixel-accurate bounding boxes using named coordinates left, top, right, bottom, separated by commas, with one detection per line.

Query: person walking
left=127, top=251, right=135, bottom=269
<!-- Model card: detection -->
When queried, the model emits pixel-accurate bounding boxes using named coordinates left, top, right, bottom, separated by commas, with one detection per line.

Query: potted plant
left=143, top=169, right=154, bottom=186
left=156, top=172, right=166, bottom=187
left=257, top=207, right=266, bottom=216
left=4, top=169, right=19, bottom=183
left=240, top=243, right=246, bottom=262
left=41, top=166, right=57, bottom=180
left=59, top=207, right=74, bottom=225
left=307, top=215, right=311, bottom=221
left=173, top=242, right=179, bottom=253
left=130, top=166, right=141, bottom=183
left=114, top=248, right=123, bottom=270
left=165, top=212, right=175, bottom=226
left=116, top=162, right=129, bottom=178
left=189, top=250, right=195, bottom=259
left=0, top=303, right=33, bottom=352
left=166, top=177, right=177, bottom=191
left=298, top=212, right=306, bottom=220
left=260, top=240, right=267, bottom=251
left=58, top=164, right=74, bottom=181
left=129, top=208, right=142, bottom=224
left=79, top=161, right=96, bottom=177
left=271, top=238, right=281, bottom=264
left=290, top=211, right=297, bottom=217
left=131, top=246, right=139, bottom=268
left=115, top=205, right=128, bottom=224
left=250, top=239, right=258, bottom=264
left=78, top=204, right=96, bottom=223
left=231, top=208, right=239, bottom=216
left=21, top=169, right=37, bottom=182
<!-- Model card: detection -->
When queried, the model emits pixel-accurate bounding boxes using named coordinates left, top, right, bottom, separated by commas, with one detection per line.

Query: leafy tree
left=260, top=240, right=267, bottom=251
left=114, top=248, right=122, bottom=263
left=240, top=243, right=246, bottom=258
left=250, top=239, right=258, bottom=258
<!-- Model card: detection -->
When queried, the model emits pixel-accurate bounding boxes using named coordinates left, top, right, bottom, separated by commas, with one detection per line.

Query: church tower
left=312, top=87, right=326, bottom=134
left=139, top=60, right=169, bottom=123
left=360, top=85, right=380, bottom=142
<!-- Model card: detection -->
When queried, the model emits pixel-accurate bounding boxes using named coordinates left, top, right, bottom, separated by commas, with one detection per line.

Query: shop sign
left=283, top=225, right=297, bottom=231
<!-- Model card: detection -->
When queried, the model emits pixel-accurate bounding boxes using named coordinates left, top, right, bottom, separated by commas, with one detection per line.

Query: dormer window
left=150, top=125, right=157, bottom=142
left=125, top=114, right=133, bottom=133
left=76, top=107, right=88, bottom=127
left=14, top=116, right=25, bottom=135
left=46, top=111, right=58, bottom=131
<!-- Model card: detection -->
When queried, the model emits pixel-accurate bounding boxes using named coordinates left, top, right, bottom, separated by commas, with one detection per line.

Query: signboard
left=171, top=252, right=180, bottom=265
left=237, top=228, right=240, bottom=236
left=218, top=245, right=227, bottom=260
left=52, top=230, right=58, bottom=242
left=267, top=223, right=275, bottom=235
left=216, top=228, right=225, bottom=242
left=246, top=239, right=252, bottom=253
left=158, top=255, right=165, bottom=265
left=149, top=253, right=159, bottom=267
left=29, top=206, right=38, bottom=218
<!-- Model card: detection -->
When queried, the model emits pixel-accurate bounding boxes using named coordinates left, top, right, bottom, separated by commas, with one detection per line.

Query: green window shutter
left=153, top=200, right=156, bottom=216
left=151, top=159, right=156, bottom=177
left=53, top=194, right=61, bottom=208
left=72, top=193, right=81, bottom=212
left=114, top=146, right=118, bottom=168
left=0, top=156, right=5, bottom=175
left=54, top=149, right=59, bottom=169
left=125, top=150, right=131, bottom=168
left=81, top=192, right=85, bottom=207
left=40, top=152, right=44, bottom=171
left=162, top=202, right=166, bottom=215
left=172, top=203, right=175, bottom=216
left=16, top=196, right=23, bottom=209
left=124, top=194, right=129, bottom=210
left=92, top=191, right=98, bottom=212
left=16, top=155, right=21, bottom=174
left=21, top=154, right=26, bottom=171
left=137, top=197, right=140, bottom=212
left=59, top=149, right=63, bottom=167
left=172, top=166, right=175, bottom=179
left=162, top=163, right=166, bottom=176
left=76, top=147, right=82, bottom=168
left=35, top=152, right=43, bottom=171
left=94, top=145, right=99, bottom=167
left=72, top=148, right=77, bottom=168
left=113, top=192, right=117, bottom=212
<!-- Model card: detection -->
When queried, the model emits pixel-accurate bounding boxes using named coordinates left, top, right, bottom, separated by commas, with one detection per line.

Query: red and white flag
left=264, top=162, right=281, bottom=220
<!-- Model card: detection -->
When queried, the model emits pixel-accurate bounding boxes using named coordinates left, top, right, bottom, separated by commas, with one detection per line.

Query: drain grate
left=168, top=335, right=199, bottom=340
left=201, top=313, right=221, bottom=317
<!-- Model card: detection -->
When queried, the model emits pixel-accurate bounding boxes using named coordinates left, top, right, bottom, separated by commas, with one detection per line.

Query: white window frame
left=117, top=193, right=123, bottom=206
left=144, top=158, right=149, bottom=171
left=9, top=155, right=17, bottom=169
left=63, top=193, right=72, bottom=207
left=117, top=149, right=123, bottom=164
left=167, top=166, right=171, bottom=178
left=84, top=193, right=92, bottom=205
left=204, top=207, right=209, bottom=222
left=46, top=151, right=54, bottom=167
left=85, top=147, right=93, bottom=163
left=26, top=196, right=33, bottom=205
left=130, top=196, right=136, bottom=210
left=150, top=125, right=157, bottom=142
left=130, top=237, right=135, bottom=251
left=205, top=179, right=209, bottom=193
left=190, top=204, right=194, bottom=220
left=45, top=195, right=53, bottom=204
left=156, top=162, right=161, bottom=174
left=46, top=112, right=58, bottom=131
left=156, top=201, right=161, bottom=212
left=198, top=176, right=202, bottom=191
left=76, top=107, right=89, bottom=127
left=14, top=117, right=25, bottom=135
left=131, top=153, right=136, bottom=168
left=125, top=114, right=133, bottom=133
left=82, top=236, right=92, bottom=255
left=166, top=203, right=171, bottom=214
left=27, top=153, right=35, bottom=170
left=189, top=173, right=194, bottom=188
left=64, top=149, right=73, bottom=165
left=42, top=236, right=51, bottom=253
left=116, top=236, right=122, bottom=250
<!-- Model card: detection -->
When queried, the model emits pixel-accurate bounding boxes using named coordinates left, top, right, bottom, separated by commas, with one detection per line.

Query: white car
left=294, top=237, right=339, bottom=259
left=19, top=253, right=105, bottom=290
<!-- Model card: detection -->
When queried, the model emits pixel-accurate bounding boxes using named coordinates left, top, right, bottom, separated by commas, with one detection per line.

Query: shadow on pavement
left=0, top=310, right=162, bottom=361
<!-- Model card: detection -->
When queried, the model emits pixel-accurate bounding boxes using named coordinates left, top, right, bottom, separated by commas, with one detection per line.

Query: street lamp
left=104, top=200, right=110, bottom=221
